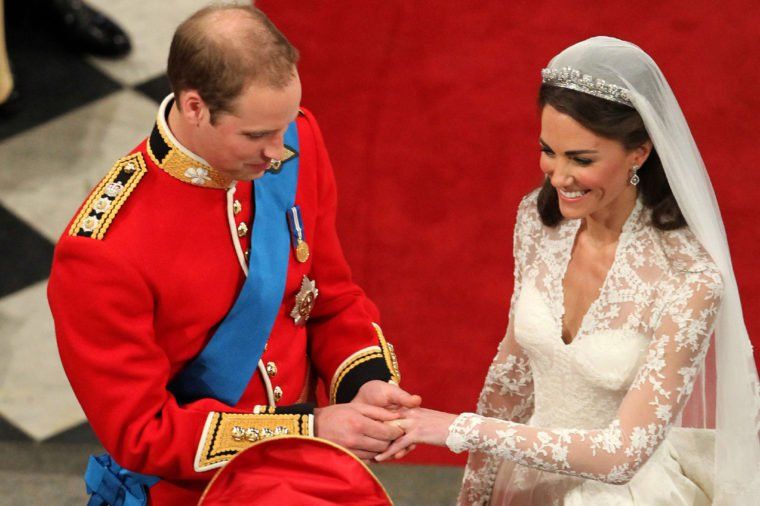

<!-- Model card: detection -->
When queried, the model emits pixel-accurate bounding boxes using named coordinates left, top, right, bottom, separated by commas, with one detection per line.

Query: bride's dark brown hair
left=537, top=85, right=686, bottom=231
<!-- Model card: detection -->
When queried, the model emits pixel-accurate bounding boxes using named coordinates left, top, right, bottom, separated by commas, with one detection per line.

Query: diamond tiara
left=541, top=67, right=633, bottom=106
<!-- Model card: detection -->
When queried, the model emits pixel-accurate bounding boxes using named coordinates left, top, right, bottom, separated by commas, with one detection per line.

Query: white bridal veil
left=543, top=36, right=760, bottom=504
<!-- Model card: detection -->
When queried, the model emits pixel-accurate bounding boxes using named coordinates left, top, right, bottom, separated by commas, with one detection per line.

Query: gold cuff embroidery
left=373, top=323, right=401, bottom=384
left=329, top=323, right=401, bottom=404
left=195, top=412, right=313, bottom=472
left=330, top=347, right=384, bottom=404
left=69, top=153, right=147, bottom=239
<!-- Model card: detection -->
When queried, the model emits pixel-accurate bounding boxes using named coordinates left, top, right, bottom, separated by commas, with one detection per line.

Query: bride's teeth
left=559, top=189, right=587, bottom=198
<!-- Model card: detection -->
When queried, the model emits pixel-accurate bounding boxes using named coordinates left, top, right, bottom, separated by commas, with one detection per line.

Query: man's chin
left=230, top=168, right=268, bottom=181
left=241, top=163, right=270, bottom=180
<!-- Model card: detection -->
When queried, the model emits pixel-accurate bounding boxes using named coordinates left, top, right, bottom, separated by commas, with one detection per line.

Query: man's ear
left=176, top=90, right=207, bottom=126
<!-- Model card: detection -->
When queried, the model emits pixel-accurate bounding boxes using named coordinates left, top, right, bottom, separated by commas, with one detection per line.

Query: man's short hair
left=167, top=4, right=300, bottom=123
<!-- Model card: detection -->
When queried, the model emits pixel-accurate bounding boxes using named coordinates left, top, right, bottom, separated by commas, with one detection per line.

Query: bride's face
left=539, top=105, right=648, bottom=223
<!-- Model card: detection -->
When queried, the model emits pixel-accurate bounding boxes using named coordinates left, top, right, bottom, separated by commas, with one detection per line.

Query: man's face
left=195, top=74, right=302, bottom=181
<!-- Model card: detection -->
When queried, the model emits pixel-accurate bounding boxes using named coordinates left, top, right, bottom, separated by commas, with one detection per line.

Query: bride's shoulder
left=516, top=188, right=541, bottom=222
left=653, top=226, right=723, bottom=288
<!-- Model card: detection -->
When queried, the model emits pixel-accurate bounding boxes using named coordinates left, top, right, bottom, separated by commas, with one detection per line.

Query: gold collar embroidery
left=147, top=95, right=233, bottom=189
left=147, top=95, right=300, bottom=190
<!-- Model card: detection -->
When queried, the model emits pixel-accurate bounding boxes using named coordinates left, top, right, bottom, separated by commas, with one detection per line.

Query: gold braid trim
left=328, top=323, right=401, bottom=404
left=198, top=436, right=394, bottom=505
left=329, top=349, right=385, bottom=404
left=373, top=323, right=401, bottom=384
left=68, top=153, right=147, bottom=239
left=195, top=412, right=314, bottom=472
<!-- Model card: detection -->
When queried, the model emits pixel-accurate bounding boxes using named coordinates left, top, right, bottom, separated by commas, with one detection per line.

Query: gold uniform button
left=244, top=250, right=250, bottom=261
left=266, top=362, right=278, bottom=377
left=233, top=200, right=242, bottom=215
left=273, top=386, right=283, bottom=402
left=237, top=222, right=248, bottom=237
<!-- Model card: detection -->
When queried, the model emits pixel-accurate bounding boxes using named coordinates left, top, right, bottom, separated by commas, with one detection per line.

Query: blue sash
left=86, top=121, right=300, bottom=505
left=169, top=120, right=300, bottom=405
left=85, top=455, right=159, bottom=506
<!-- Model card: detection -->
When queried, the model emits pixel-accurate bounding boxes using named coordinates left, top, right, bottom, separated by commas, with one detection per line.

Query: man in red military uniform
left=48, top=5, right=418, bottom=505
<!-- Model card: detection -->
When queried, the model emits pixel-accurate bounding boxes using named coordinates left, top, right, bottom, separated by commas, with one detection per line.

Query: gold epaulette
left=68, top=153, right=147, bottom=239
left=195, top=412, right=313, bottom=472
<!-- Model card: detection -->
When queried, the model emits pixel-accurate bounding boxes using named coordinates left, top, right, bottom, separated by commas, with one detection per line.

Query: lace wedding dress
left=449, top=190, right=721, bottom=505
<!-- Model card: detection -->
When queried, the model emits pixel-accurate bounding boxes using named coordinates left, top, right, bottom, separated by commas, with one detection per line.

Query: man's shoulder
left=67, top=150, right=149, bottom=241
left=294, top=106, right=323, bottom=138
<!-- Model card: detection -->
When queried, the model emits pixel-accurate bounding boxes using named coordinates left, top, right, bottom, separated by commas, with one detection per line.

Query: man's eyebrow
left=241, top=129, right=276, bottom=136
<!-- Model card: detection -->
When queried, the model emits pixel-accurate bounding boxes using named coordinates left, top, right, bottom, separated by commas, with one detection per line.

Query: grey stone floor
left=0, top=441, right=463, bottom=505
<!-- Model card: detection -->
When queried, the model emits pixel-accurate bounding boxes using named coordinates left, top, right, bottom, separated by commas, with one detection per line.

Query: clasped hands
left=313, top=380, right=456, bottom=463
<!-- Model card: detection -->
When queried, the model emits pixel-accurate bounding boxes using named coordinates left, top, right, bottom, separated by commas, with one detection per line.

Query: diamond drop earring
left=629, top=165, right=640, bottom=186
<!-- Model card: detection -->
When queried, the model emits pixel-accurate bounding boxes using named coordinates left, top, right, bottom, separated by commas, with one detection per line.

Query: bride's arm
left=458, top=320, right=534, bottom=505
left=379, top=267, right=722, bottom=486
left=458, top=196, right=536, bottom=505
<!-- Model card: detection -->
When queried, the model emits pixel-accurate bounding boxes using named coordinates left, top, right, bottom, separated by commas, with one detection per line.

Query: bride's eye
left=573, top=157, right=593, bottom=166
left=540, top=147, right=555, bottom=156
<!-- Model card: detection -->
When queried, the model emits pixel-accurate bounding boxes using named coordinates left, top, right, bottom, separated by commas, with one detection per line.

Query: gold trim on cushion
left=68, top=153, right=147, bottom=240
left=195, top=412, right=313, bottom=472
left=197, top=436, right=394, bottom=505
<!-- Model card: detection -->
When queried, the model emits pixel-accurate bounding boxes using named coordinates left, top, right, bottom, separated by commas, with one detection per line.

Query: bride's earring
left=629, top=165, right=640, bottom=186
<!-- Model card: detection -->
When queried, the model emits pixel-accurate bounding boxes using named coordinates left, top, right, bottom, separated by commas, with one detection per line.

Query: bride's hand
left=375, top=408, right=458, bottom=462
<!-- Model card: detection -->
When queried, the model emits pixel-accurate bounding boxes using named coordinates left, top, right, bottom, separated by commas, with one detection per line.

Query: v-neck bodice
left=554, top=198, right=645, bottom=346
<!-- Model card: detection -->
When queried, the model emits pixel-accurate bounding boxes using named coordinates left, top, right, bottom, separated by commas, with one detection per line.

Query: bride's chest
left=513, top=279, right=652, bottom=393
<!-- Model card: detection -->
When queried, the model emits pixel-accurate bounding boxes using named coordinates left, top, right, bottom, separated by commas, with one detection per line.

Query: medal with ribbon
left=286, top=205, right=310, bottom=263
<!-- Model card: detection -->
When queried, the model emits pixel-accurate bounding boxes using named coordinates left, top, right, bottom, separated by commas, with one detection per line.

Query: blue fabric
left=85, top=454, right=159, bottom=506
left=170, top=121, right=300, bottom=406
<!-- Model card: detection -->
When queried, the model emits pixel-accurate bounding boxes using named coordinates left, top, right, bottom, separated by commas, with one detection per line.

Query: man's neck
left=166, top=101, right=197, bottom=155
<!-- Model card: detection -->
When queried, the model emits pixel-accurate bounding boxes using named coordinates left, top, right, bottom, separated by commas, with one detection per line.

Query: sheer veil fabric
left=545, top=36, right=760, bottom=504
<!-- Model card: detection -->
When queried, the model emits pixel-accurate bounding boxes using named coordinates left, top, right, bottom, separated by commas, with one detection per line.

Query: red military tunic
left=48, top=96, right=400, bottom=504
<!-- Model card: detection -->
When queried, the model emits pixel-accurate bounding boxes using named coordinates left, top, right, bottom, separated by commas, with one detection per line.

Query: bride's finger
left=375, top=434, right=413, bottom=462
left=391, top=443, right=417, bottom=460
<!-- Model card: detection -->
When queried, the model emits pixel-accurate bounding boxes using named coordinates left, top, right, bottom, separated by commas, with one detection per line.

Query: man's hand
left=353, top=380, right=422, bottom=411
left=313, top=403, right=404, bottom=462
left=352, top=381, right=422, bottom=460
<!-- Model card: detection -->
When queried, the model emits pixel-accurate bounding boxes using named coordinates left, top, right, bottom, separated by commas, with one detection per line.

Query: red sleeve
left=48, top=238, right=212, bottom=480
left=50, top=237, right=318, bottom=478
left=298, top=109, right=400, bottom=404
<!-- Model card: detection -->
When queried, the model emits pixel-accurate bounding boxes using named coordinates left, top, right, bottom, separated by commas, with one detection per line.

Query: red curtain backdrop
left=258, top=0, right=760, bottom=465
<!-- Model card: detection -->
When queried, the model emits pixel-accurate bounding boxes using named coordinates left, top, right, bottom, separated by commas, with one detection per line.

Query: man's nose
left=263, top=132, right=285, bottom=161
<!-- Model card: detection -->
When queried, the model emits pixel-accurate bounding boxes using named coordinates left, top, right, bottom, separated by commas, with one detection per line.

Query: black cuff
left=335, top=358, right=392, bottom=404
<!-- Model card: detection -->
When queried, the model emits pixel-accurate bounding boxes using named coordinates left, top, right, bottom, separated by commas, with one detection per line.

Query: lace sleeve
left=449, top=267, right=722, bottom=485
left=458, top=197, right=536, bottom=505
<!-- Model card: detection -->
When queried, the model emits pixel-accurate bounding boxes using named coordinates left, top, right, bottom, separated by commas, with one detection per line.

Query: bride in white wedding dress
left=375, top=37, right=760, bottom=505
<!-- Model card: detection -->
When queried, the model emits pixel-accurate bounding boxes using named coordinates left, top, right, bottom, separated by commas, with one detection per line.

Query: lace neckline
left=555, top=198, right=645, bottom=346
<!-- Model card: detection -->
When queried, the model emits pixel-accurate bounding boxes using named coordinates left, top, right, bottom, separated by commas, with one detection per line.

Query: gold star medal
left=290, top=276, right=318, bottom=326
left=287, top=205, right=310, bottom=263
